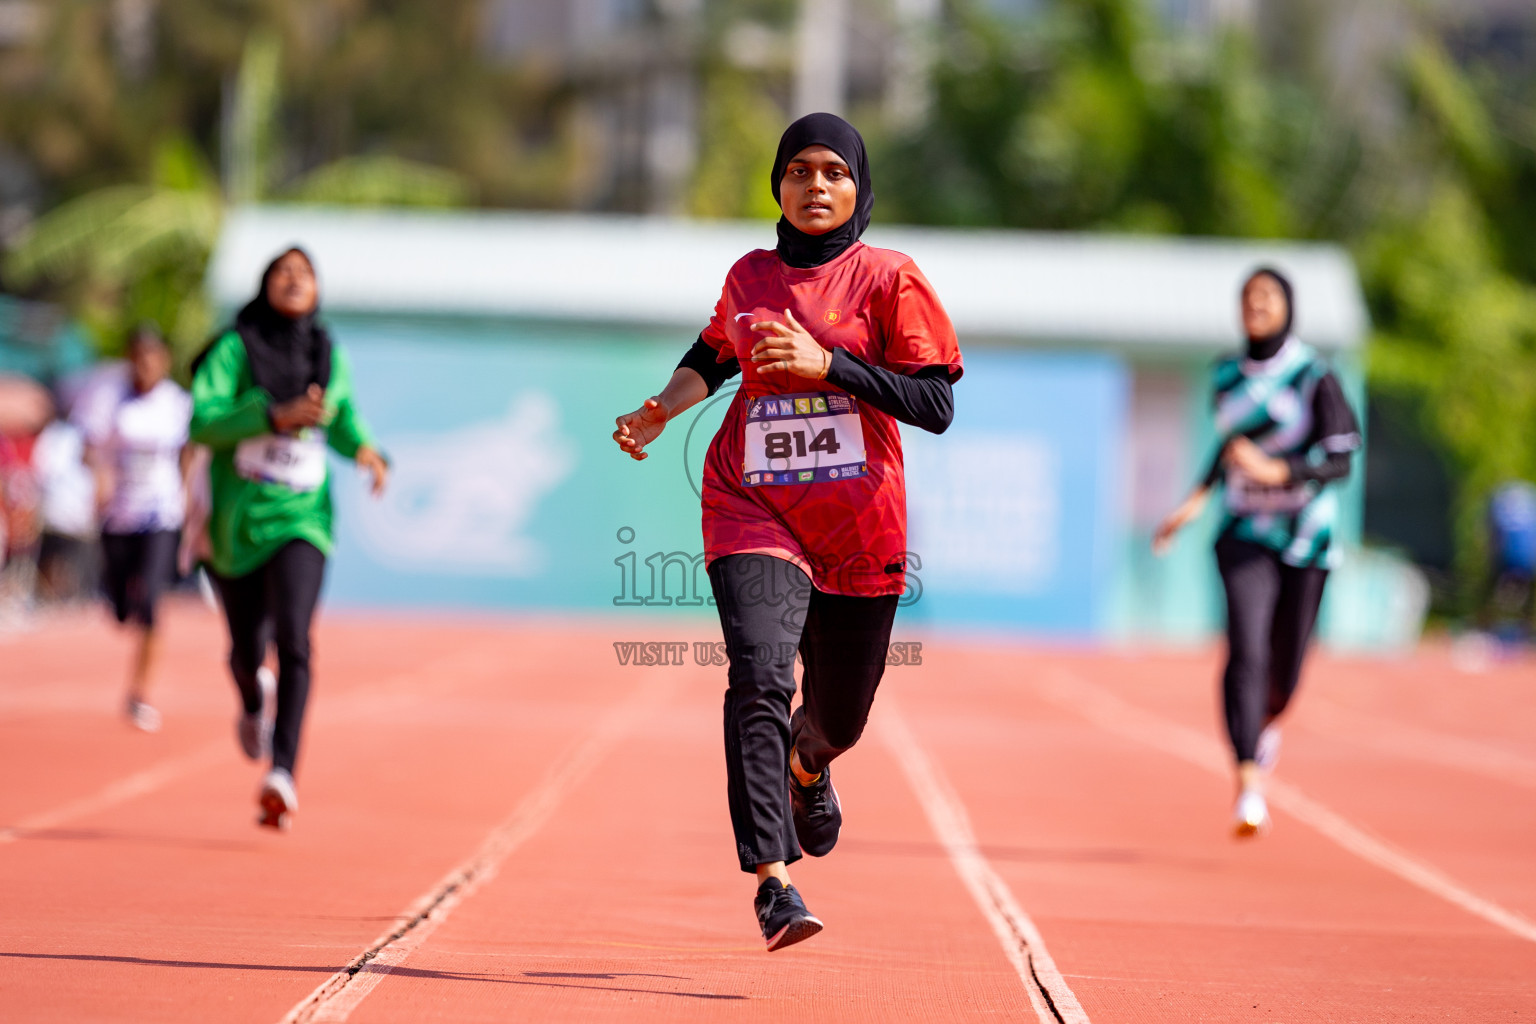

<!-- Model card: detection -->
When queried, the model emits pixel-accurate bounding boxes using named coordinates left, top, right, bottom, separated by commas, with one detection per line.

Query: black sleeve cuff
left=676, top=335, right=741, bottom=397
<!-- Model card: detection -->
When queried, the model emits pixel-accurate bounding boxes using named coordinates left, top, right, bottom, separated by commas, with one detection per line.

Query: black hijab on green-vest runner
left=770, top=112, right=874, bottom=269
left=233, top=248, right=333, bottom=404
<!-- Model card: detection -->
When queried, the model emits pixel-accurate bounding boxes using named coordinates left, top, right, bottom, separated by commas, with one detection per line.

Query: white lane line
left=1039, top=669, right=1536, bottom=945
left=278, top=675, right=675, bottom=1024
left=0, top=741, right=226, bottom=844
left=0, top=646, right=498, bottom=848
left=1305, top=698, right=1536, bottom=790
left=879, top=697, right=1091, bottom=1024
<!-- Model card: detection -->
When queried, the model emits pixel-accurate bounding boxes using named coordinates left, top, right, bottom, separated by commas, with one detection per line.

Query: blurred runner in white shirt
left=79, top=326, right=194, bottom=732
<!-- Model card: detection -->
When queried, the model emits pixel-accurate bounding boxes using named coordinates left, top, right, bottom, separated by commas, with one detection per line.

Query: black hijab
left=770, top=113, right=874, bottom=269
left=234, top=248, right=332, bottom=403
left=1244, top=266, right=1294, bottom=361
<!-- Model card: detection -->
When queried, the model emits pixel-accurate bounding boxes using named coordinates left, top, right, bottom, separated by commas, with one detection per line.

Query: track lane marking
left=1040, top=668, right=1536, bottom=945
left=0, top=645, right=502, bottom=847
left=278, top=674, right=676, bottom=1024
left=0, top=741, right=226, bottom=844
left=1304, top=697, right=1536, bottom=789
left=879, top=696, right=1091, bottom=1024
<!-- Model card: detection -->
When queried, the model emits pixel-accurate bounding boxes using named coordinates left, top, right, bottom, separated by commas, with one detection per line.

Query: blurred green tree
left=0, top=5, right=505, bottom=360
left=877, top=0, right=1359, bottom=239
left=1362, top=37, right=1536, bottom=604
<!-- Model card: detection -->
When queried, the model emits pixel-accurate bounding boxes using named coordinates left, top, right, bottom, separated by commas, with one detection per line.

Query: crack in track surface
left=880, top=698, right=1091, bottom=1024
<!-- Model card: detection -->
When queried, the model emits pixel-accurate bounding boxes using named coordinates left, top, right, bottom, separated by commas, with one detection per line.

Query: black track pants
left=1216, top=534, right=1328, bottom=765
left=211, top=540, right=327, bottom=776
left=100, top=529, right=179, bottom=628
left=709, top=554, right=898, bottom=872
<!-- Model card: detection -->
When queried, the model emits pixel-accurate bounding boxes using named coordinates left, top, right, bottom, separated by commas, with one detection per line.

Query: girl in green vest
left=191, top=248, right=388, bottom=829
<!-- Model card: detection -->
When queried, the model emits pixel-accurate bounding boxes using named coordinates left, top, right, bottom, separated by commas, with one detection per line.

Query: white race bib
left=742, top=392, right=868, bottom=487
left=235, top=431, right=327, bottom=493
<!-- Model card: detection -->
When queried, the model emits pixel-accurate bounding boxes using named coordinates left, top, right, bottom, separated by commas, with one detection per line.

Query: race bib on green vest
left=234, top=431, right=327, bottom=493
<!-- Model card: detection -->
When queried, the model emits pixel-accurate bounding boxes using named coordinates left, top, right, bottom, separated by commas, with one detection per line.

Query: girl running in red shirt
left=613, top=113, right=963, bottom=951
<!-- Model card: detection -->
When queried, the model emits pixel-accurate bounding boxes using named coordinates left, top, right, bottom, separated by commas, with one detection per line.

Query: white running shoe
left=1256, top=724, right=1282, bottom=773
left=1233, top=789, right=1270, bottom=838
left=125, top=699, right=161, bottom=733
left=236, top=667, right=277, bottom=760
left=258, top=768, right=297, bottom=830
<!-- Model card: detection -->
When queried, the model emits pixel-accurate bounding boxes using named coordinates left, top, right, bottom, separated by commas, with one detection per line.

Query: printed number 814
left=764, top=428, right=842, bottom=460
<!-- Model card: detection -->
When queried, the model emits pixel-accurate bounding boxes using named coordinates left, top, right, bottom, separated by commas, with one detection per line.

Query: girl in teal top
left=1155, top=267, right=1360, bottom=840
left=190, top=247, right=388, bottom=830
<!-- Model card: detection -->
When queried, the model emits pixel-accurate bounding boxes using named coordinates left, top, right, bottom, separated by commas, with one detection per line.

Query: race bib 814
left=742, top=391, right=868, bottom=487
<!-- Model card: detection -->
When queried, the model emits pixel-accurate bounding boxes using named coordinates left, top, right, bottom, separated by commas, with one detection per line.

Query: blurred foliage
left=689, top=71, right=788, bottom=221
left=1360, top=39, right=1536, bottom=604
left=0, top=0, right=572, bottom=208
left=687, top=1, right=798, bottom=220
left=0, top=0, right=563, bottom=359
left=877, top=0, right=1360, bottom=238
left=4, top=137, right=220, bottom=357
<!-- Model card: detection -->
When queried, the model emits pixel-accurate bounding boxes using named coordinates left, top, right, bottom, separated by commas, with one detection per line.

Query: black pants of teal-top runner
left=211, top=540, right=327, bottom=775
left=1216, top=533, right=1328, bottom=765
left=710, top=553, right=899, bottom=872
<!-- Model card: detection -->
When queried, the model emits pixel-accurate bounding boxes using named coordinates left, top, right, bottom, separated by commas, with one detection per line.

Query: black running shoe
left=790, top=765, right=842, bottom=857
left=754, top=878, right=824, bottom=952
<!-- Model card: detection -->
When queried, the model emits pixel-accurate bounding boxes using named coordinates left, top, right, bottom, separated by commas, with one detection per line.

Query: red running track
left=1, top=601, right=1532, bottom=1022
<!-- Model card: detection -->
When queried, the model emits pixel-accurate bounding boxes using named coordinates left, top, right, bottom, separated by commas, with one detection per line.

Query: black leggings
left=1216, top=534, right=1328, bottom=765
left=211, top=540, right=327, bottom=776
left=710, top=553, right=899, bottom=872
left=101, top=529, right=179, bottom=628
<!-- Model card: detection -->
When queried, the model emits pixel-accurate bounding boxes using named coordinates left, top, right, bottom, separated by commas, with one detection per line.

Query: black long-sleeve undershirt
left=823, top=348, right=955, bottom=434
left=675, top=338, right=957, bottom=435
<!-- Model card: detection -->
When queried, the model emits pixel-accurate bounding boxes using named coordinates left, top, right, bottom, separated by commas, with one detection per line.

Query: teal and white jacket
left=1204, top=338, right=1361, bottom=569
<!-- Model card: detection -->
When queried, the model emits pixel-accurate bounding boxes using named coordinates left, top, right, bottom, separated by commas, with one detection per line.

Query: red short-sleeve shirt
left=698, top=241, right=963, bottom=597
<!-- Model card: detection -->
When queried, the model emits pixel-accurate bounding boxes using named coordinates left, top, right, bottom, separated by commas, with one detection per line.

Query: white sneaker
left=258, top=768, right=297, bottom=830
left=125, top=699, right=161, bottom=733
left=1233, top=789, right=1270, bottom=838
left=1256, top=724, right=1282, bottom=773
left=236, top=667, right=277, bottom=760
